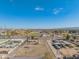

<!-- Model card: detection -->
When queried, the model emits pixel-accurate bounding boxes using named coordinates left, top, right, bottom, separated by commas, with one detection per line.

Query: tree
left=73, top=36, right=76, bottom=39
left=65, top=34, right=70, bottom=40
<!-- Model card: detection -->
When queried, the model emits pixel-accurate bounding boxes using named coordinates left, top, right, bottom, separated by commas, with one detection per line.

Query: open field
left=15, top=37, right=55, bottom=59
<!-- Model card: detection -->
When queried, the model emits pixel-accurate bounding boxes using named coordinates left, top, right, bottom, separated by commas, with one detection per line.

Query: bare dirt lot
left=15, top=37, right=55, bottom=59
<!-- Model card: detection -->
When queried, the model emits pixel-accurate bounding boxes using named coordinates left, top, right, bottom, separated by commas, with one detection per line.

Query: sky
left=0, top=0, right=79, bottom=29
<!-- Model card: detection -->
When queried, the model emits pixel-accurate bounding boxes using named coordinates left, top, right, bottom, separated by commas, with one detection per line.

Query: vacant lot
left=15, top=38, right=55, bottom=59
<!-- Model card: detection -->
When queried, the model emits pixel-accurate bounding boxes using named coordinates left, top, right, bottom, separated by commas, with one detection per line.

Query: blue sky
left=0, top=0, right=79, bottom=29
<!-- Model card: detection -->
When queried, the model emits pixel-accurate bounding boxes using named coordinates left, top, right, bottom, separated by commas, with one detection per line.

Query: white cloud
left=35, top=7, right=44, bottom=11
left=59, top=8, right=64, bottom=10
left=53, top=8, right=64, bottom=15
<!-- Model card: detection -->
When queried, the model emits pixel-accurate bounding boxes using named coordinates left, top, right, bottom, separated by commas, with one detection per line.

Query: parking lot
left=51, top=39, right=79, bottom=59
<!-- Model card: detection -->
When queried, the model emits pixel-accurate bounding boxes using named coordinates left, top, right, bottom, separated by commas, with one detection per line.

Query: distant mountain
left=55, top=27, right=79, bottom=30
left=0, top=27, right=79, bottom=31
